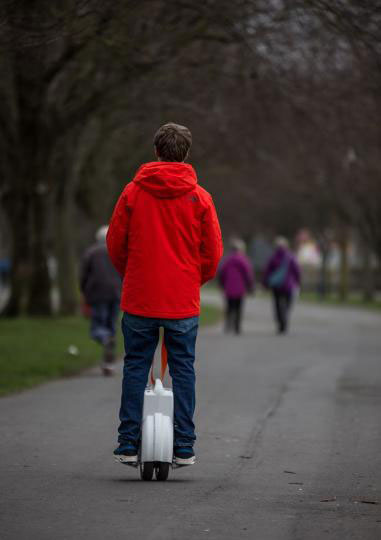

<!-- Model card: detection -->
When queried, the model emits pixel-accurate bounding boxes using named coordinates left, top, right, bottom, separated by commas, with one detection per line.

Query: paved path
left=1, top=293, right=381, bottom=539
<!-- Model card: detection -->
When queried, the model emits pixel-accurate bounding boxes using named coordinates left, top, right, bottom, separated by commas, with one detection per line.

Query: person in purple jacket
left=218, top=238, right=254, bottom=335
left=263, top=237, right=301, bottom=334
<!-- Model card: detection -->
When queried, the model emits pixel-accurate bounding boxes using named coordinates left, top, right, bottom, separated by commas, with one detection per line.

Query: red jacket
left=107, top=161, right=223, bottom=318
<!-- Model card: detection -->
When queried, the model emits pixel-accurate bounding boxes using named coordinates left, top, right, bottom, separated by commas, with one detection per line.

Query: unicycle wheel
left=140, top=462, right=154, bottom=481
left=155, top=462, right=170, bottom=481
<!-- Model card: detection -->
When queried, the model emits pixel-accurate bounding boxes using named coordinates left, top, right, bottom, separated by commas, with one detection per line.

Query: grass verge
left=0, top=303, right=221, bottom=397
left=199, top=303, right=221, bottom=326
left=248, top=288, right=381, bottom=312
left=299, top=291, right=381, bottom=311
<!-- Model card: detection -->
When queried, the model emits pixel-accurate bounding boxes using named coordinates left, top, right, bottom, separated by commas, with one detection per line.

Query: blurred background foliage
left=0, top=0, right=380, bottom=316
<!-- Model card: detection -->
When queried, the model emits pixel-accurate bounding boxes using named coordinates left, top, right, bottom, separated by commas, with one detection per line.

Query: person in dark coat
left=218, top=238, right=254, bottom=334
left=263, top=237, right=301, bottom=334
left=80, top=226, right=121, bottom=375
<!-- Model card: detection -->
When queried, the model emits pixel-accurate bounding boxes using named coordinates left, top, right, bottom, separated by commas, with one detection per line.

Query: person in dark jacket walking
left=80, top=226, right=121, bottom=375
left=263, top=237, right=301, bottom=334
left=218, top=238, right=254, bottom=334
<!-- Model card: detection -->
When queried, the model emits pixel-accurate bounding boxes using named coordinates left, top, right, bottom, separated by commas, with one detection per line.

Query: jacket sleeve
left=262, top=256, right=275, bottom=288
left=291, top=257, right=301, bottom=286
left=106, top=188, right=131, bottom=276
left=217, top=257, right=226, bottom=288
left=79, top=250, right=90, bottom=293
left=243, top=256, right=255, bottom=292
left=200, top=197, right=223, bottom=285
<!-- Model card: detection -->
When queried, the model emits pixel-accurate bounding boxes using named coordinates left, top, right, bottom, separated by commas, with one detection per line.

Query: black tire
left=155, top=462, right=170, bottom=481
left=140, top=462, right=154, bottom=481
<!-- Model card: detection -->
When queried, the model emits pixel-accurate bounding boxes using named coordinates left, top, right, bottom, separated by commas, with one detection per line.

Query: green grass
left=0, top=304, right=221, bottom=397
left=199, top=303, right=221, bottom=326
left=247, top=287, right=381, bottom=312
left=299, top=291, right=381, bottom=311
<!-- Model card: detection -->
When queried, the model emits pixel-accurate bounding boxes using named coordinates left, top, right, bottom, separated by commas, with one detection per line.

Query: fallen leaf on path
left=284, top=470, right=297, bottom=474
left=352, top=499, right=379, bottom=505
left=320, top=497, right=336, bottom=502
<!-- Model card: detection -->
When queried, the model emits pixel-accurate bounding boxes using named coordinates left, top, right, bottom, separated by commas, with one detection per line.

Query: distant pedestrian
left=80, top=226, right=121, bottom=375
left=218, top=238, right=254, bottom=334
left=263, top=237, right=301, bottom=334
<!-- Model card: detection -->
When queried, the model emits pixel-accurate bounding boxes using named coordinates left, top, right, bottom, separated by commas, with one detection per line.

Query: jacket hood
left=133, top=161, right=197, bottom=199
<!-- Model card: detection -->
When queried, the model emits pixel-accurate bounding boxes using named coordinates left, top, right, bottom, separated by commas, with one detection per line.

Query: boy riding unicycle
left=107, top=123, right=223, bottom=467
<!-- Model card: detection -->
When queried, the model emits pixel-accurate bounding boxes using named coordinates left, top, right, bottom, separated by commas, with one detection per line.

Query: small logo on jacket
left=187, top=194, right=198, bottom=203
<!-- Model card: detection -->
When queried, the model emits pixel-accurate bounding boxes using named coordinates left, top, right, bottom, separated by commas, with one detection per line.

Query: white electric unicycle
left=120, top=338, right=174, bottom=481
left=139, top=377, right=174, bottom=481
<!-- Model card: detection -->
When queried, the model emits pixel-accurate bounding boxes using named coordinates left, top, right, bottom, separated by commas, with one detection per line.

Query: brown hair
left=153, top=123, right=192, bottom=162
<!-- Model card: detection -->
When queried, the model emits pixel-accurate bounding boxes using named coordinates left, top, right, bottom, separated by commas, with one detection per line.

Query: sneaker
left=113, top=442, right=138, bottom=464
left=173, top=447, right=196, bottom=466
left=103, top=337, right=116, bottom=366
left=101, top=364, right=115, bottom=377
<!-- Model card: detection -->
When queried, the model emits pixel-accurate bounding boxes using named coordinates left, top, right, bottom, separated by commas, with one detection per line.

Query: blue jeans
left=90, top=301, right=119, bottom=345
left=118, top=313, right=199, bottom=448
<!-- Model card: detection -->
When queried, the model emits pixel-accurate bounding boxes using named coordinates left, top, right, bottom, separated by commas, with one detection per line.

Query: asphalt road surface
left=1, top=292, right=381, bottom=540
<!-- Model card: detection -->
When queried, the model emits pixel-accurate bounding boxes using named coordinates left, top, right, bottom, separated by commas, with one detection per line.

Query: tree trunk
left=55, top=195, right=79, bottom=315
left=362, top=245, right=374, bottom=303
left=26, top=190, right=52, bottom=315
left=338, top=231, right=349, bottom=302
left=317, top=238, right=330, bottom=299
left=1, top=194, right=31, bottom=316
